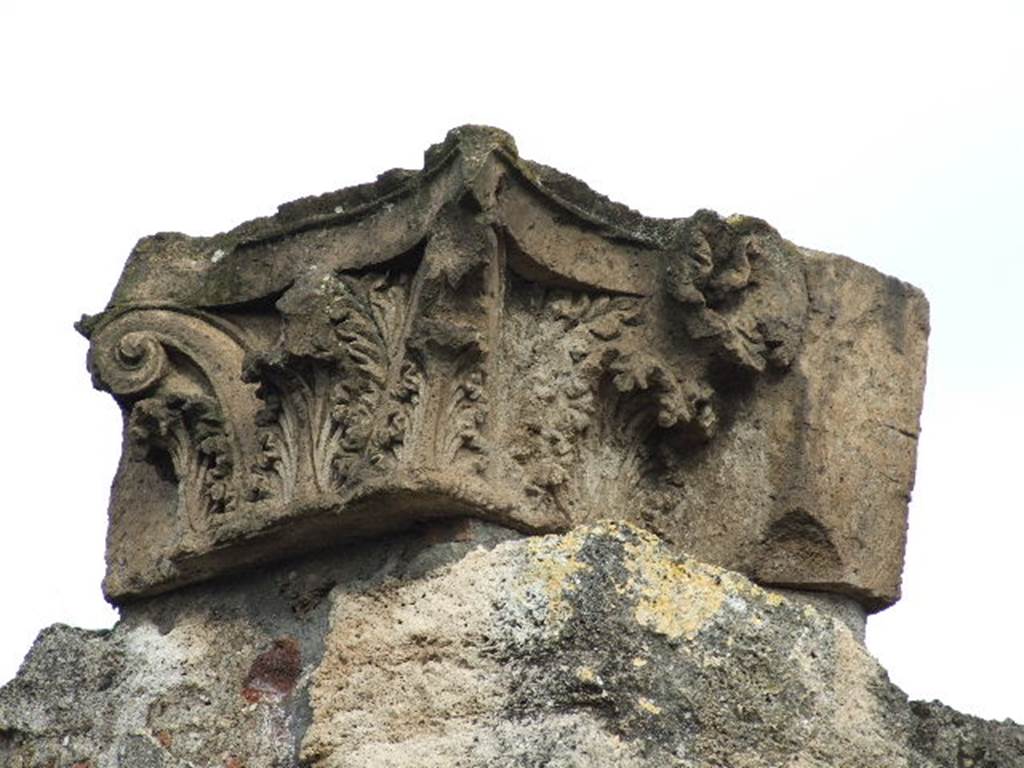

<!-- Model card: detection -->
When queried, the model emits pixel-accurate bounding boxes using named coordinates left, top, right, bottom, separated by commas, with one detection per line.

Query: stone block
left=80, top=126, right=927, bottom=609
left=5, top=524, right=1019, bottom=767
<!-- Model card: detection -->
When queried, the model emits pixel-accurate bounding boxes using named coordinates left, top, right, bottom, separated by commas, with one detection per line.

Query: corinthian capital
left=80, top=126, right=928, bottom=610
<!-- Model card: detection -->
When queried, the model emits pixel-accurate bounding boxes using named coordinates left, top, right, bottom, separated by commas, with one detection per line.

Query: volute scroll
left=87, top=307, right=268, bottom=537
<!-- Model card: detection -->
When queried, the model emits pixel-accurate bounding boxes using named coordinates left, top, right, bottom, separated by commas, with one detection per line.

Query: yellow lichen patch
left=576, top=666, right=598, bottom=684
left=524, top=523, right=795, bottom=642
left=637, top=697, right=663, bottom=715
left=631, top=656, right=648, bottom=668
left=524, top=528, right=593, bottom=625
left=624, top=534, right=726, bottom=641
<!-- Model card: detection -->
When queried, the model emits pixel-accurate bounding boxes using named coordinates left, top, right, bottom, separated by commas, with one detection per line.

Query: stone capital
left=80, top=126, right=928, bottom=609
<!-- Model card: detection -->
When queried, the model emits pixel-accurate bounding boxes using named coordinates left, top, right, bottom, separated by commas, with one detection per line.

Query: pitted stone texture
left=301, top=523, right=1022, bottom=768
left=2, top=524, right=1020, bottom=767
left=80, top=126, right=928, bottom=610
left=0, top=621, right=297, bottom=768
left=0, top=521, right=520, bottom=768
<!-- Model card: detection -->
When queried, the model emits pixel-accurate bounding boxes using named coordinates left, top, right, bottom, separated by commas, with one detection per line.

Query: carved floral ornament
left=80, top=127, right=927, bottom=609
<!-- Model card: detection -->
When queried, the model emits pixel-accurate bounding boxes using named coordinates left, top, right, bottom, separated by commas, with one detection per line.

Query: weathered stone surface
left=2, top=523, right=1020, bottom=766
left=79, top=126, right=927, bottom=610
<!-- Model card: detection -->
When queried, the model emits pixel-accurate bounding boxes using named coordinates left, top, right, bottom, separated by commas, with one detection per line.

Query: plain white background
left=1, top=1, right=1021, bottom=723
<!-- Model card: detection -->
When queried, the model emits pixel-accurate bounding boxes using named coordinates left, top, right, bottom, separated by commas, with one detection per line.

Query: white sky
left=1, top=1, right=1021, bottom=723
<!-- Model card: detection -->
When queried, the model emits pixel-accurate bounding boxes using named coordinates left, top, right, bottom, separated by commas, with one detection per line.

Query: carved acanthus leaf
left=128, top=394, right=235, bottom=528
left=245, top=269, right=422, bottom=496
left=667, top=210, right=808, bottom=373
left=331, top=271, right=418, bottom=470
